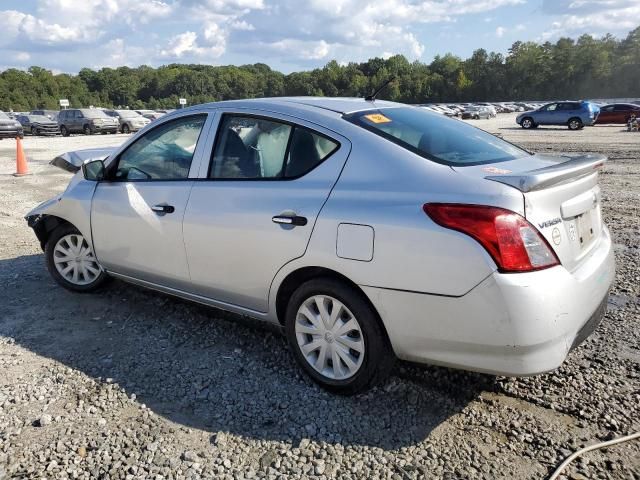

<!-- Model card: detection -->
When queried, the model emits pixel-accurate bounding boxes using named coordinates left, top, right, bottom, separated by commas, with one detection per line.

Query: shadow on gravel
left=0, top=254, right=492, bottom=450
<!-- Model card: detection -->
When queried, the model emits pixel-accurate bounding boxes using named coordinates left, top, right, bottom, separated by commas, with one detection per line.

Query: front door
left=91, top=113, right=209, bottom=290
left=183, top=112, right=350, bottom=312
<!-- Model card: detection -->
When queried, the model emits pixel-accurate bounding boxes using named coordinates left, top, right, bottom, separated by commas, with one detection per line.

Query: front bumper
left=90, top=124, right=119, bottom=133
left=362, top=226, right=615, bottom=376
left=0, top=128, right=23, bottom=139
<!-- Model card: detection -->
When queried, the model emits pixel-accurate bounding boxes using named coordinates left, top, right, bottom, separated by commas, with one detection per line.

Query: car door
left=183, top=112, right=350, bottom=312
left=613, top=104, right=631, bottom=123
left=598, top=105, right=615, bottom=124
left=91, top=113, right=211, bottom=290
left=537, top=103, right=557, bottom=125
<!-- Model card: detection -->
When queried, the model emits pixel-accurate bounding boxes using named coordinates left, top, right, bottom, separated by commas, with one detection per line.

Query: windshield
left=0, top=112, right=9, bottom=120
left=81, top=109, right=110, bottom=119
left=344, top=107, right=528, bottom=166
left=28, top=115, right=51, bottom=122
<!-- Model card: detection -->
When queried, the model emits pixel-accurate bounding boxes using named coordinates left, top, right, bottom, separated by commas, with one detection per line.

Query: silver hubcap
left=523, top=119, right=531, bottom=128
left=53, top=234, right=101, bottom=285
left=570, top=120, right=579, bottom=129
left=295, top=295, right=365, bottom=380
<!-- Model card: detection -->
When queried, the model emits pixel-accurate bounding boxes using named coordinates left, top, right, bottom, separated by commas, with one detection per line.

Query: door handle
left=272, top=215, right=308, bottom=226
left=151, top=204, right=175, bottom=214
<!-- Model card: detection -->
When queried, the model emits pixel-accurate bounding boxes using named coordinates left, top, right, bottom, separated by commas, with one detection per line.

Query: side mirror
left=82, top=160, right=105, bottom=181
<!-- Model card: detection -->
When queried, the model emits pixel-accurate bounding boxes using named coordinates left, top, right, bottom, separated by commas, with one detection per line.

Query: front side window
left=114, top=115, right=206, bottom=181
left=344, top=107, right=528, bottom=166
left=544, top=104, right=558, bottom=111
left=209, top=115, right=339, bottom=179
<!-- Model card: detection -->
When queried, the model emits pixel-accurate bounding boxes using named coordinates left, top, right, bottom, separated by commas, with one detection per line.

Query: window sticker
left=363, top=113, right=392, bottom=124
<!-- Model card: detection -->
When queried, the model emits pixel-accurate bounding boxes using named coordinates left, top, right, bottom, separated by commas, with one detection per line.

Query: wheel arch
left=27, top=214, right=74, bottom=250
left=274, top=266, right=393, bottom=349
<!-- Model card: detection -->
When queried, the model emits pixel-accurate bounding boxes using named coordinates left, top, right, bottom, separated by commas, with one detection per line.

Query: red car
left=595, top=103, right=640, bottom=124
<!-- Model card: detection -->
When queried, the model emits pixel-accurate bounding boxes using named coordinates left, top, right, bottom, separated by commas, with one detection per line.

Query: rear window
left=344, top=107, right=528, bottom=166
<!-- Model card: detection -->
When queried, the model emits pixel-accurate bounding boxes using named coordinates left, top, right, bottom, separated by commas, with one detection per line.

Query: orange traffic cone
left=14, top=136, right=30, bottom=177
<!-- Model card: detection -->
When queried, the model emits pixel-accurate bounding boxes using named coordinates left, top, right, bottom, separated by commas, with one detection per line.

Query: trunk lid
left=453, top=153, right=606, bottom=272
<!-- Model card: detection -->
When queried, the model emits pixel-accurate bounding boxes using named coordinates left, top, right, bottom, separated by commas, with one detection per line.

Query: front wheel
left=60, top=125, right=69, bottom=137
left=122, top=124, right=130, bottom=134
left=520, top=117, right=534, bottom=129
left=568, top=118, right=583, bottom=130
left=83, top=125, right=92, bottom=135
left=285, top=278, right=394, bottom=394
left=45, top=225, right=108, bottom=293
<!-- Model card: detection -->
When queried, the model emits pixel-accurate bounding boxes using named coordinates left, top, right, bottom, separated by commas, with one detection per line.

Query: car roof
left=196, top=97, right=402, bottom=116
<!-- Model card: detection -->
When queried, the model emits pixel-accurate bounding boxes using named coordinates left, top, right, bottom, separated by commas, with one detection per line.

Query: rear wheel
left=285, top=278, right=394, bottom=394
left=521, top=117, right=534, bottom=129
left=568, top=118, right=583, bottom=130
left=45, top=224, right=108, bottom=293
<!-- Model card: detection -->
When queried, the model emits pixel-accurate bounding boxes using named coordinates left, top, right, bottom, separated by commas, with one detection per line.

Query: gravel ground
left=0, top=116, right=638, bottom=479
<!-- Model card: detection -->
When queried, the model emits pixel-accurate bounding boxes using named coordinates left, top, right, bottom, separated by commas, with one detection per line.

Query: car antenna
left=365, top=76, right=396, bottom=102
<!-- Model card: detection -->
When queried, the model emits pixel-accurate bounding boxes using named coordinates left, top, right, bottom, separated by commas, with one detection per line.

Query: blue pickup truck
left=516, top=101, right=600, bottom=130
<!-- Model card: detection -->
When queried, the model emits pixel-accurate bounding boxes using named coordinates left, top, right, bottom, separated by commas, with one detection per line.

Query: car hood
left=31, top=120, right=58, bottom=126
left=0, top=119, right=20, bottom=127
left=50, top=147, right=116, bottom=173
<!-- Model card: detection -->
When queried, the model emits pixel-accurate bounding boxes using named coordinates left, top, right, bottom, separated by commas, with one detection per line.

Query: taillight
left=423, top=203, right=560, bottom=273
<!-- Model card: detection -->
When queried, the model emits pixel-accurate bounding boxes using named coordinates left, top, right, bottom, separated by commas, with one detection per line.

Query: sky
left=0, top=0, right=638, bottom=73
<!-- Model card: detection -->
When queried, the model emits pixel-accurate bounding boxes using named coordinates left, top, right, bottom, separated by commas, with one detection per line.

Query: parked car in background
left=595, top=103, right=640, bottom=124
left=31, top=109, right=59, bottom=121
left=462, top=106, right=492, bottom=119
left=105, top=109, right=151, bottom=133
left=517, top=101, right=600, bottom=130
left=17, top=114, right=60, bottom=136
left=0, top=111, right=24, bottom=139
left=474, top=103, right=497, bottom=116
left=58, top=109, right=119, bottom=136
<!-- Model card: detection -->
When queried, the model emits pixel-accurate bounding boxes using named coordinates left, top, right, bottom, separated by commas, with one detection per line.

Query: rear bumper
left=362, top=226, right=615, bottom=376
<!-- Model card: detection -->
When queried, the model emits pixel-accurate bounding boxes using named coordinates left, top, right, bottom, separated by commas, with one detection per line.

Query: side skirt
left=107, top=270, right=274, bottom=323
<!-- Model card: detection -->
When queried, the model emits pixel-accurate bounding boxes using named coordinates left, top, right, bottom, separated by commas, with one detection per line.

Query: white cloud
left=496, top=26, right=506, bottom=38
left=540, top=1, right=639, bottom=39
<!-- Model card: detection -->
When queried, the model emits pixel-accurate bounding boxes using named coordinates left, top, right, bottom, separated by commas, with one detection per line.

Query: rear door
left=183, top=111, right=350, bottom=312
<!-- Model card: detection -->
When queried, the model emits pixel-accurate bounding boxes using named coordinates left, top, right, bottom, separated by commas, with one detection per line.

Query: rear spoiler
left=485, top=154, right=606, bottom=193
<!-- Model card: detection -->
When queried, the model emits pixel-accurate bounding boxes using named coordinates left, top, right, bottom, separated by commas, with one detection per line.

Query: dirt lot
left=0, top=115, right=638, bottom=479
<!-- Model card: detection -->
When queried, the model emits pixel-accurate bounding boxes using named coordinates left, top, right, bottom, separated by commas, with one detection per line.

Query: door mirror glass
left=82, top=160, right=105, bottom=181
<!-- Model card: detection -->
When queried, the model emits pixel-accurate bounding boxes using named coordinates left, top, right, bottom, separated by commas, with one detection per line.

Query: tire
left=520, top=117, right=534, bottom=129
left=83, top=124, right=92, bottom=135
left=122, top=124, right=130, bottom=134
left=60, top=125, right=70, bottom=137
left=285, top=277, right=394, bottom=394
left=45, top=224, right=108, bottom=293
left=33, top=128, right=40, bottom=136
left=568, top=118, right=583, bottom=130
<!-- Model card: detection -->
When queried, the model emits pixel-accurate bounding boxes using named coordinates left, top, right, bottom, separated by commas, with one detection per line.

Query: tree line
left=1, top=27, right=638, bottom=112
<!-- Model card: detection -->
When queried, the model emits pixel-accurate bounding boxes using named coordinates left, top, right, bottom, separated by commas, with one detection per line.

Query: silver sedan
left=26, top=97, right=614, bottom=394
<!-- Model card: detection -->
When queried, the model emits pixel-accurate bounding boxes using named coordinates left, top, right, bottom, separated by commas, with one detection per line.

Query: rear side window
left=209, top=115, right=339, bottom=179
left=344, top=107, right=528, bottom=166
